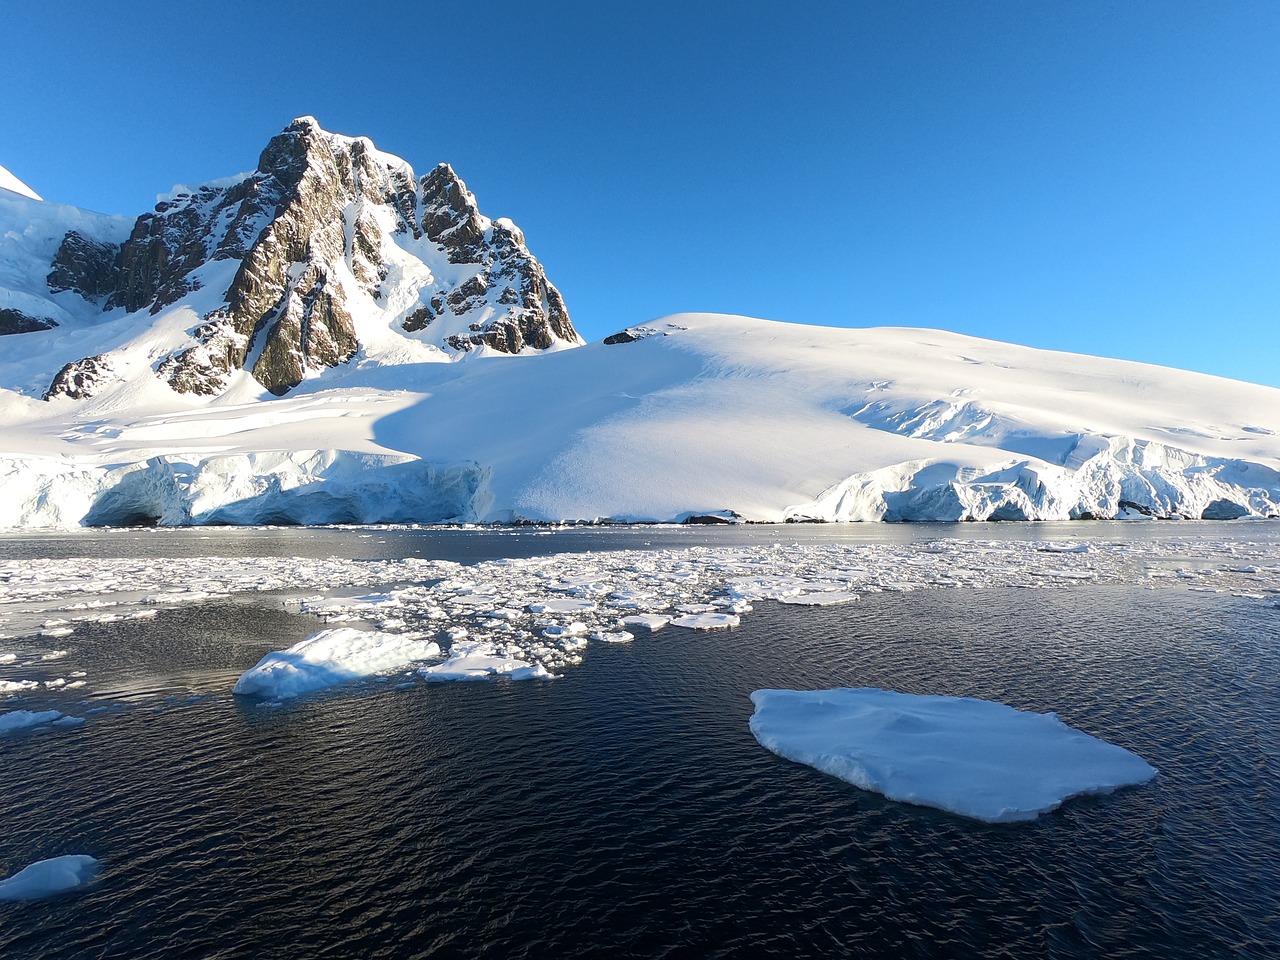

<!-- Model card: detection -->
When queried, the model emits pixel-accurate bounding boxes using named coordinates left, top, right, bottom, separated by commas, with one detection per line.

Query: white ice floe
left=592, top=631, right=634, bottom=643
left=749, top=687, right=1157, bottom=823
left=670, top=612, right=740, bottom=630
left=0, top=709, right=65, bottom=733
left=0, top=855, right=101, bottom=901
left=419, top=640, right=552, bottom=681
left=777, top=590, right=860, bottom=606
left=232, top=627, right=442, bottom=699
left=619, top=614, right=671, bottom=632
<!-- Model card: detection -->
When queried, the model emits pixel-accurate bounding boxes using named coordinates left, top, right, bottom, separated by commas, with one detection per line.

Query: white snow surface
left=0, top=855, right=100, bottom=901
left=232, top=627, right=441, bottom=699
left=0, top=306, right=1278, bottom=526
left=0, top=164, right=41, bottom=201
left=749, top=688, right=1157, bottom=822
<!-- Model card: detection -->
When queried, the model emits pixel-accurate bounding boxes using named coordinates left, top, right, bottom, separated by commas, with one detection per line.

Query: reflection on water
left=2, top=556, right=1279, bottom=958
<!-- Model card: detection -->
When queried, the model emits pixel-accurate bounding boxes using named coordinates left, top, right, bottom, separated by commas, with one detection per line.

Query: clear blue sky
left=3, top=1, right=1277, bottom=386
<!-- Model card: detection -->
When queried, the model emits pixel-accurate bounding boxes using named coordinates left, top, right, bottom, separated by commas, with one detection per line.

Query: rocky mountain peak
left=40, top=119, right=581, bottom=400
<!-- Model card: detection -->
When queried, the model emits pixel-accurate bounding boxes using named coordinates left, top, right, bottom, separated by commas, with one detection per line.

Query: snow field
left=749, top=688, right=1157, bottom=822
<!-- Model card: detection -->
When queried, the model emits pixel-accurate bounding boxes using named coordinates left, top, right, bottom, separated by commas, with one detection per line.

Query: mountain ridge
left=3, top=117, right=580, bottom=404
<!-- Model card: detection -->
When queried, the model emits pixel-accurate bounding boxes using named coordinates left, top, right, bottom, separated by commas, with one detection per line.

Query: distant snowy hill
left=0, top=123, right=1278, bottom=528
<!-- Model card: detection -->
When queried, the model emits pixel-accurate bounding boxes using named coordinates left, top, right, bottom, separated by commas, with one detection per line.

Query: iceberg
left=749, top=687, right=1156, bottom=823
left=232, top=627, right=441, bottom=699
left=0, top=855, right=101, bottom=901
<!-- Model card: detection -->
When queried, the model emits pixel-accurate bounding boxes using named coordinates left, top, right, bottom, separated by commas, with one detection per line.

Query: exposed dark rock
left=47, top=231, right=120, bottom=301
left=683, top=510, right=745, bottom=525
left=0, top=308, right=57, bottom=335
left=421, top=163, right=486, bottom=259
left=1201, top=498, right=1249, bottom=520
left=401, top=305, right=434, bottom=333
left=250, top=267, right=357, bottom=395
left=43, top=354, right=117, bottom=400
left=603, top=330, right=639, bottom=345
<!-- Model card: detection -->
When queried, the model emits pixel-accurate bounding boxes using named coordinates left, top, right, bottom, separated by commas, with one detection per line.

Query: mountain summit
left=25, top=117, right=579, bottom=399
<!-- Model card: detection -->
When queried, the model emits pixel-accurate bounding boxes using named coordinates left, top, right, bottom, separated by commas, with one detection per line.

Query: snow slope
left=0, top=312, right=1278, bottom=527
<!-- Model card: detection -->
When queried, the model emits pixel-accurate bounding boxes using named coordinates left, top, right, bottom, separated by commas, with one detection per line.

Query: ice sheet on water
left=0, top=855, right=101, bottom=902
left=2, top=535, right=1277, bottom=704
left=749, top=687, right=1157, bottom=823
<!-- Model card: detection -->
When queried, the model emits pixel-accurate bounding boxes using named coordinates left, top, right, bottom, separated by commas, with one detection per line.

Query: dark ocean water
left=1, top=527, right=1278, bottom=958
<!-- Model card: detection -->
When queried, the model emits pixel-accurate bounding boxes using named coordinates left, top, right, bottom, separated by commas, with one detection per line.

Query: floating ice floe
left=419, top=640, right=553, bottom=681
left=619, top=614, right=670, bottom=632
left=232, top=627, right=442, bottom=699
left=0, top=855, right=101, bottom=901
left=670, top=612, right=740, bottom=630
left=0, top=709, right=66, bottom=733
left=749, top=687, right=1157, bottom=823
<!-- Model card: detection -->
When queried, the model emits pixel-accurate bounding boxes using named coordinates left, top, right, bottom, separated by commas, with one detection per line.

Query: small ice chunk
left=40, top=649, right=70, bottom=659
left=0, top=653, right=16, bottom=664
left=0, top=855, right=101, bottom=901
left=542, top=621, right=588, bottom=638
left=676, top=603, right=718, bottom=614
left=527, top=598, right=597, bottom=614
left=777, top=591, right=859, bottom=606
left=0, top=680, right=39, bottom=693
left=232, top=628, right=442, bottom=699
left=0, top=709, right=64, bottom=733
left=749, top=688, right=1157, bottom=823
left=670, top=613, right=740, bottom=630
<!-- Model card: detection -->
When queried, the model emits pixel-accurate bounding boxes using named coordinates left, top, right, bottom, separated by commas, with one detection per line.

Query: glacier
left=0, top=314, right=1275, bottom=528
left=749, top=688, right=1157, bottom=823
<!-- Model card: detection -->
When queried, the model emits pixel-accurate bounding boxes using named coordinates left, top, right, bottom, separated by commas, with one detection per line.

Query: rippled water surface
left=1, top=526, right=1279, bottom=958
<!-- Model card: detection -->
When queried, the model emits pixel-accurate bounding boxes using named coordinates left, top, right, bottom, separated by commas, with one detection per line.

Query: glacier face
left=0, top=312, right=1276, bottom=529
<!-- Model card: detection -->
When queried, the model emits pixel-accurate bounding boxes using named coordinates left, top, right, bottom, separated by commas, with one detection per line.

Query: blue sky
left=3, top=1, right=1277, bottom=386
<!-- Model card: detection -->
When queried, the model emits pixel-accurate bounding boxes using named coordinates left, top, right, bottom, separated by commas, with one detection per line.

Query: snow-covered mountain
left=1, top=123, right=1278, bottom=528
left=3, top=117, right=579, bottom=403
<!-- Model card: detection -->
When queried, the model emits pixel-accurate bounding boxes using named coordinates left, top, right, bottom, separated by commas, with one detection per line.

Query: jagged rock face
left=44, top=117, right=580, bottom=400
left=418, top=166, right=576, bottom=353
left=0, top=308, right=58, bottom=335
left=46, top=231, right=121, bottom=303
left=43, top=355, right=117, bottom=400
